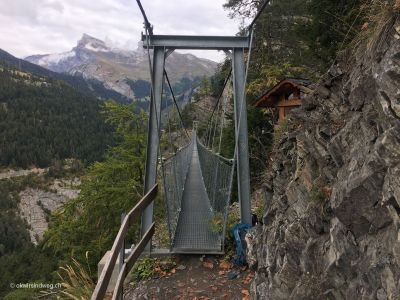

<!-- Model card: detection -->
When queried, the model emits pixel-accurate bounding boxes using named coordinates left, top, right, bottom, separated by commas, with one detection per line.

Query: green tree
left=194, top=76, right=212, bottom=100
left=306, top=0, right=363, bottom=63
left=43, top=101, right=147, bottom=272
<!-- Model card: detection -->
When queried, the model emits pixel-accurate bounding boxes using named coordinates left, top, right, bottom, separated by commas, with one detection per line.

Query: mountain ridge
left=25, top=33, right=218, bottom=100
left=0, top=48, right=132, bottom=104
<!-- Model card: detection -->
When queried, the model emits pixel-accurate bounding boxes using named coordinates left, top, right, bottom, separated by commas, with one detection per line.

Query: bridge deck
left=172, top=141, right=222, bottom=253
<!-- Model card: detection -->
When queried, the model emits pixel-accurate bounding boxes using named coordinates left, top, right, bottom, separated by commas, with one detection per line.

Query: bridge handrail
left=196, top=137, right=233, bottom=165
left=163, top=138, right=194, bottom=164
left=91, top=184, right=158, bottom=300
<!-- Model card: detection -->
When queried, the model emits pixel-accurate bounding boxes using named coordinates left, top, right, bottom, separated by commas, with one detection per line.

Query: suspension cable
left=164, top=70, right=190, bottom=141
left=204, top=67, right=232, bottom=147
left=210, top=96, right=222, bottom=150
left=247, top=0, right=271, bottom=32
left=230, top=26, right=255, bottom=165
left=207, top=0, right=268, bottom=150
left=163, top=81, right=175, bottom=154
left=217, top=77, right=231, bottom=154
left=135, top=0, right=153, bottom=35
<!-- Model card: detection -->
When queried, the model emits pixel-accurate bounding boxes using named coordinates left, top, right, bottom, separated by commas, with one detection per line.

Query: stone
left=245, top=226, right=261, bottom=269
left=18, top=182, right=79, bottom=244
left=252, top=17, right=400, bottom=300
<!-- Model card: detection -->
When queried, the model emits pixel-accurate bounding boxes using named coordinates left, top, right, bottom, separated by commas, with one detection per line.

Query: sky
left=0, top=0, right=245, bottom=62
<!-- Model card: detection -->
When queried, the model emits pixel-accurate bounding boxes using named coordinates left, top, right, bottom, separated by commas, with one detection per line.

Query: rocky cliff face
left=251, top=16, right=400, bottom=299
left=18, top=178, right=80, bottom=245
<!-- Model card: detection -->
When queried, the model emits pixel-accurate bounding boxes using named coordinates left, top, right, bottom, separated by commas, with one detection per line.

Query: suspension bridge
left=91, top=0, right=270, bottom=298
left=164, top=131, right=234, bottom=254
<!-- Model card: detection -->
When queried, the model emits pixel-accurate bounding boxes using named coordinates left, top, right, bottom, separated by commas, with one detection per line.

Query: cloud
left=0, top=0, right=243, bottom=61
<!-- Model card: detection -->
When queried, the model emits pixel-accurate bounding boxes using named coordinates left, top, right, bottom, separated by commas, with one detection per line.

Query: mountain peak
left=77, top=34, right=109, bottom=52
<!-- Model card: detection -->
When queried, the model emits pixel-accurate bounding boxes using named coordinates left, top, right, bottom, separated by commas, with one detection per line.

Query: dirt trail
left=124, top=255, right=253, bottom=300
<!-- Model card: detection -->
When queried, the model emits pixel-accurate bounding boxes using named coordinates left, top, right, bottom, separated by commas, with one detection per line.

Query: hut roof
left=254, top=78, right=313, bottom=108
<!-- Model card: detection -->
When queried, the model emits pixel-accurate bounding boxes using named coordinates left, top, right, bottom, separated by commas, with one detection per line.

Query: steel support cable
left=164, top=82, right=175, bottom=154
left=209, top=77, right=230, bottom=214
left=204, top=68, right=232, bottom=148
left=217, top=78, right=231, bottom=154
left=220, top=27, right=255, bottom=245
left=196, top=138, right=233, bottom=249
left=136, top=1, right=196, bottom=247
left=207, top=107, right=218, bottom=148
left=247, top=0, right=271, bottom=32
left=164, top=69, right=190, bottom=141
left=230, top=27, right=255, bottom=173
left=139, top=9, right=191, bottom=247
left=211, top=96, right=222, bottom=150
left=207, top=109, right=217, bottom=148
left=163, top=88, right=181, bottom=242
left=205, top=68, right=232, bottom=137
left=142, top=23, right=175, bottom=245
left=144, top=40, right=192, bottom=247
left=136, top=0, right=153, bottom=35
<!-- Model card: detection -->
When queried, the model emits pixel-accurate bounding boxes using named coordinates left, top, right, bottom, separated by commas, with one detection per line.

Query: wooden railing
left=91, top=184, right=158, bottom=300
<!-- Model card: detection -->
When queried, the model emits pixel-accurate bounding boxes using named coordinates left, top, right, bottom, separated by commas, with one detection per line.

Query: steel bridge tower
left=141, top=34, right=252, bottom=242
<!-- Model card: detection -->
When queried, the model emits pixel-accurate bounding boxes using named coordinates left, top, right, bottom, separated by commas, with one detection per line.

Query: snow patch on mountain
left=84, top=43, right=109, bottom=52
left=25, top=33, right=218, bottom=100
left=38, top=51, right=75, bottom=66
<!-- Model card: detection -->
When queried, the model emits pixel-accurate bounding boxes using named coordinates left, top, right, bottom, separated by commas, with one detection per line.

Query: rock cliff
left=251, top=15, right=400, bottom=299
left=18, top=178, right=80, bottom=245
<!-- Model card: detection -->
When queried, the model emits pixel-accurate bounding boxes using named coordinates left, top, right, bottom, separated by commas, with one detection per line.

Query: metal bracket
left=165, top=49, right=175, bottom=58
left=224, top=50, right=232, bottom=58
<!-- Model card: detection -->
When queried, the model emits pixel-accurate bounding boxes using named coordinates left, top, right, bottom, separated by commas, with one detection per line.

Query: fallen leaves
left=202, top=261, right=214, bottom=269
left=219, top=260, right=233, bottom=270
left=241, top=289, right=250, bottom=300
left=130, top=256, right=256, bottom=300
left=242, top=273, right=254, bottom=285
left=209, top=285, right=218, bottom=292
left=154, top=266, right=167, bottom=277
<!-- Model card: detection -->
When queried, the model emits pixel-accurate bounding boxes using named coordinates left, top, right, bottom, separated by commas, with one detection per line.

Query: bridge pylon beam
left=232, top=48, right=252, bottom=225
left=141, top=46, right=166, bottom=249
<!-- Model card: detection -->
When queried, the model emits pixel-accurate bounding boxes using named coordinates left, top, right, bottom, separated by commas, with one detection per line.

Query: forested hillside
left=0, top=49, right=132, bottom=104
left=0, top=101, right=151, bottom=299
left=0, top=65, right=114, bottom=168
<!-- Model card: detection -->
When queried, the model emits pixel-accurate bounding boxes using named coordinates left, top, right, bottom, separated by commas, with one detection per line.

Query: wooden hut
left=254, top=79, right=312, bottom=122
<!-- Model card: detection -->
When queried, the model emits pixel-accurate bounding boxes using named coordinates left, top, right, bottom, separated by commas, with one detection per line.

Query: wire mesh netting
left=197, top=138, right=234, bottom=244
left=172, top=139, right=221, bottom=252
left=197, top=139, right=233, bottom=214
left=162, top=133, right=234, bottom=252
left=162, top=138, right=194, bottom=244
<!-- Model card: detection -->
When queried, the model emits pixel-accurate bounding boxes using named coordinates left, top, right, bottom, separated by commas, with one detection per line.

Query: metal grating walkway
left=172, top=141, right=222, bottom=253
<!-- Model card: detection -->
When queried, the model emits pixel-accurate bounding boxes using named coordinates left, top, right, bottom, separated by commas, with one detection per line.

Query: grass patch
left=131, top=256, right=177, bottom=282
left=40, top=254, right=94, bottom=300
left=208, top=211, right=237, bottom=238
left=347, top=0, right=400, bottom=54
left=310, top=187, right=327, bottom=203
